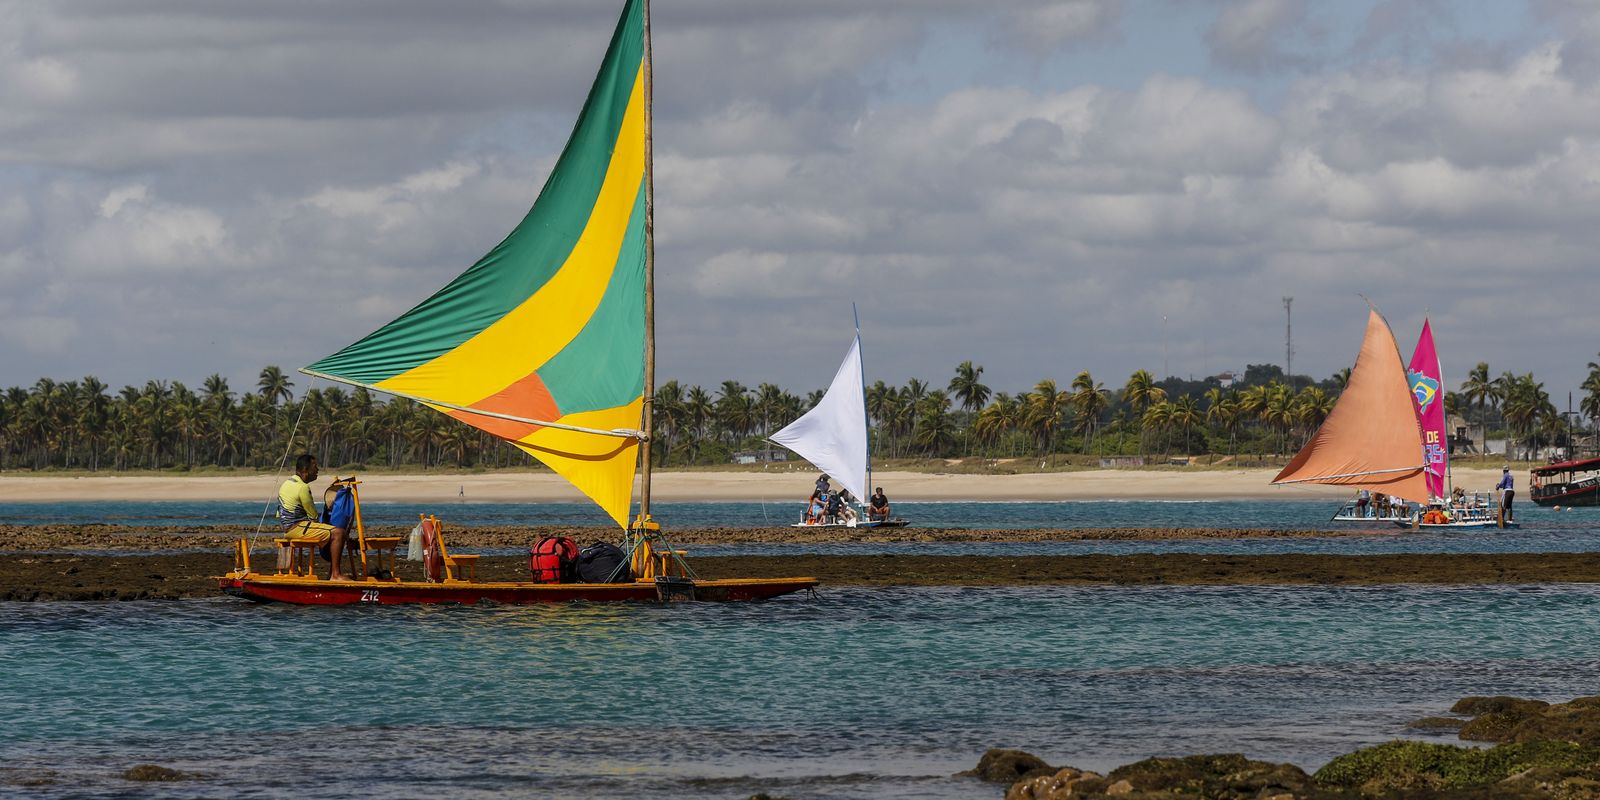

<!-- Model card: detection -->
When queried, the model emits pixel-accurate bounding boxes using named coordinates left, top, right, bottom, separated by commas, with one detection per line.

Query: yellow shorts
left=282, top=520, right=338, bottom=543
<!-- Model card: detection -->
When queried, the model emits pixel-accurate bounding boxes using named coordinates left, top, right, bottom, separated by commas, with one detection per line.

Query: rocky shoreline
left=3, top=522, right=1599, bottom=601
left=967, top=695, right=1600, bottom=799
left=0, top=523, right=1381, bottom=552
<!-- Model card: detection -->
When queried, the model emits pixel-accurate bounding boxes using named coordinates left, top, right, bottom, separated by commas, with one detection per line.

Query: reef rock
left=1453, top=696, right=1600, bottom=747
left=1004, top=766, right=1104, bottom=800
left=1100, top=754, right=1318, bottom=799
left=965, top=748, right=1057, bottom=784
left=122, top=764, right=194, bottom=782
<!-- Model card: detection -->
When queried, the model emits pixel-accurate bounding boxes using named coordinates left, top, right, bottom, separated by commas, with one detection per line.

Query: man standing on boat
left=278, top=454, right=351, bottom=581
left=1497, top=467, right=1516, bottom=523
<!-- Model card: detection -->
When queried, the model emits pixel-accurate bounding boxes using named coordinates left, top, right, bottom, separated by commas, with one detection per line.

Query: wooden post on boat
left=637, top=0, right=656, bottom=526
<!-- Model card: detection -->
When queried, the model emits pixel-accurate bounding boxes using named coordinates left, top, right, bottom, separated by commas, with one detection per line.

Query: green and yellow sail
left=305, top=0, right=646, bottom=527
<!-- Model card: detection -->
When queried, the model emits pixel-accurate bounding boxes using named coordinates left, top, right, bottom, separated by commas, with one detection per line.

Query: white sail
left=770, top=335, right=868, bottom=505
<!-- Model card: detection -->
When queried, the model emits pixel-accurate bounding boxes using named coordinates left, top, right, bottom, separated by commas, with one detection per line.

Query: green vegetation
left=0, top=358, right=1592, bottom=472
left=1314, top=740, right=1600, bottom=791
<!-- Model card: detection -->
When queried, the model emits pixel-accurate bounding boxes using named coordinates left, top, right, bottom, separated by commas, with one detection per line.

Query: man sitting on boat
left=825, top=491, right=846, bottom=524
left=278, top=453, right=351, bottom=581
left=868, top=487, right=891, bottom=522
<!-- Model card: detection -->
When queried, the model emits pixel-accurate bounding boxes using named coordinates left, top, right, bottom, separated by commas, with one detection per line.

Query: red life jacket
left=530, top=536, right=579, bottom=583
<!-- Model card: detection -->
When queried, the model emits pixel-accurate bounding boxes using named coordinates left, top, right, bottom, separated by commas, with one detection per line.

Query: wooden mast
left=638, top=0, right=656, bottom=523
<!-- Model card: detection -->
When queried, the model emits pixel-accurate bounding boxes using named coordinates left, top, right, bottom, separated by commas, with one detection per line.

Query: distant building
left=1214, top=371, right=1239, bottom=388
left=732, top=449, right=789, bottom=465
left=1100, top=456, right=1146, bottom=468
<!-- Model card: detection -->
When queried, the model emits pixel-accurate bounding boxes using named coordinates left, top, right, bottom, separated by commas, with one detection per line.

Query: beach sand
left=0, top=467, right=1511, bottom=503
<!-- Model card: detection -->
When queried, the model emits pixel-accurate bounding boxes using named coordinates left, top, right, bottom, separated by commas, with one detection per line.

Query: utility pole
left=1283, top=297, right=1293, bottom=386
left=1162, top=315, right=1168, bottom=379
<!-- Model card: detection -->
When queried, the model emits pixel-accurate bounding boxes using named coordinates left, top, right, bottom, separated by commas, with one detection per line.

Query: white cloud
left=0, top=314, right=79, bottom=356
left=3, top=0, right=1600, bottom=404
left=1206, top=0, right=1312, bottom=73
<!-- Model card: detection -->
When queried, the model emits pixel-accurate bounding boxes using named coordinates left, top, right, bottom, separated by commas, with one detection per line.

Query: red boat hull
left=216, top=575, right=816, bottom=605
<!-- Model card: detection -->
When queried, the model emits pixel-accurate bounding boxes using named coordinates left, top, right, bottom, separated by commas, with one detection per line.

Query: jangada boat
left=767, top=320, right=908, bottom=530
left=216, top=0, right=815, bottom=605
left=1273, top=308, right=1516, bottom=529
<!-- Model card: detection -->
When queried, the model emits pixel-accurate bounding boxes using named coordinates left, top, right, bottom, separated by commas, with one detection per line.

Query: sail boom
left=1272, top=465, right=1425, bottom=484
left=301, top=369, right=641, bottom=440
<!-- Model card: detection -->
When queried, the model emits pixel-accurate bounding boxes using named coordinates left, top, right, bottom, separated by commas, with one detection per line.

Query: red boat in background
left=1531, top=457, right=1600, bottom=507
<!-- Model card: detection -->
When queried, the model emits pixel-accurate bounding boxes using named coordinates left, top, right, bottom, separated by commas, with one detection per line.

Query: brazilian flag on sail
left=306, top=0, right=646, bottom=527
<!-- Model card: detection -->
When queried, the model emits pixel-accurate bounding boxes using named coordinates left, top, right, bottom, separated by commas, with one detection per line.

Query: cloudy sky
left=3, top=0, right=1598, bottom=404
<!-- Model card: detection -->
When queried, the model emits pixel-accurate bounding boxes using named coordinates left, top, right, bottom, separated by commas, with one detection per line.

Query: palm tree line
left=3, top=359, right=1592, bottom=472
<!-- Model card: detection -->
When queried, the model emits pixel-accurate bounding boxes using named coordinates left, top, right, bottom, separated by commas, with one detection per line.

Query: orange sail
left=1272, top=309, right=1431, bottom=504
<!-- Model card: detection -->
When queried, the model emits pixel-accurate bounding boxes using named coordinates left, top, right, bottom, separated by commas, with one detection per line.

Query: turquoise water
left=0, top=497, right=1564, bottom=530
left=4, top=585, right=1600, bottom=798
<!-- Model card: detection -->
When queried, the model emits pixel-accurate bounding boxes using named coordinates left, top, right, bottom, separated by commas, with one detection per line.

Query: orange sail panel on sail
left=1272, top=309, right=1431, bottom=504
left=302, top=0, right=646, bottom=527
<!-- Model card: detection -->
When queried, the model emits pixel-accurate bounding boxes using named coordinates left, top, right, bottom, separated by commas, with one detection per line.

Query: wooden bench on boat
left=421, top=514, right=479, bottom=583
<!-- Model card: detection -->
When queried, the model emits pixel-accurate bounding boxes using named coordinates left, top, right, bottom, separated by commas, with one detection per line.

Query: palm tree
left=1460, top=362, right=1494, bottom=457
left=257, top=366, right=294, bottom=406
left=1332, top=366, right=1353, bottom=391
left=1123, top=369, right=1166, bottom=458
left=1025, top=379, right=1072, bottom=458
left=974, top=393, right=1017, bottom=455
left=1142, top=401, right=1173, bottom=455
left=1208, top=391, right=1242, bottom=459
left=948, top=361, right=991, bottom=416
left=1070, top=371, right=1109, bottom=454
left=1262, top=383, right=1295, bottom=455
left=653, top=380, right=687, bottom=465
left=753, top=382, right=786, bottom=437
left=1170, top=396, right=1202, bottom=454
left=715, top=381, right=751, bottom=445
left=78, top=376, right=110, bottom=470
left=1293, top=387, right=1334, bottom=445
left=914, top=391, right=956, bottom=455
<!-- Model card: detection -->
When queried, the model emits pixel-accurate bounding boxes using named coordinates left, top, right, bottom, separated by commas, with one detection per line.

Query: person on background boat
left=1374, top=492, right=1389, bottom=519
left=1355, top=489, right=1370, bottom=518
left=815, top=474, right=831, bottom=496
left=805, top=490, right=827, bottom=524
left=278, top=454, right=351, bottom=581
left=825, top=490, right=845, bottom=523
left=837, top=490, right=859, bottom=524
left=1498, top=466, right=1516, bottom=522
left=868, top=487, right=891, bottom=521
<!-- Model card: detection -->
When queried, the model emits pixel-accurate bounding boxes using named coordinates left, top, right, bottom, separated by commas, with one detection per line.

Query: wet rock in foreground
left=994, top=696, right=1600, bottom=798
left=122, top=764, right=197, bottom=782
left=962, top=748, right=1057, bottom=784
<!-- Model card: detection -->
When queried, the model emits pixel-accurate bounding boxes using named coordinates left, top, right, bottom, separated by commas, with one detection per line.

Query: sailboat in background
left=769, top=319, right=908, bottom=529
left=216, top=0, right=816, bottom=603
left=1403, top=319, right=1512, bottom=528
left=1275, top=308, right=1433, bottom=511
left=1292, top=311, right=1514, bottom=529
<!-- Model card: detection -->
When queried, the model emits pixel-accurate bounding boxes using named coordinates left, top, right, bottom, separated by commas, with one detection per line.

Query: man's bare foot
left=329, top=573, right=349, bottom=582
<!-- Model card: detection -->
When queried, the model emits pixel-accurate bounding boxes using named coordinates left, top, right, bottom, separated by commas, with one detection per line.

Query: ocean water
left=4, top=585, right=1600, bottom=798
left=0, top=497, right=1526, bottom=530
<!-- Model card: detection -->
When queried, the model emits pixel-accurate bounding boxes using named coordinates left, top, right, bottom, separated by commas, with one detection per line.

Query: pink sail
left=1407, top=319, right=1448, bottom=499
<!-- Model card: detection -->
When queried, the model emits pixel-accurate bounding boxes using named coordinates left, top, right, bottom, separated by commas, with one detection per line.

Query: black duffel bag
left=575, top=542, right=632, bottom=583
